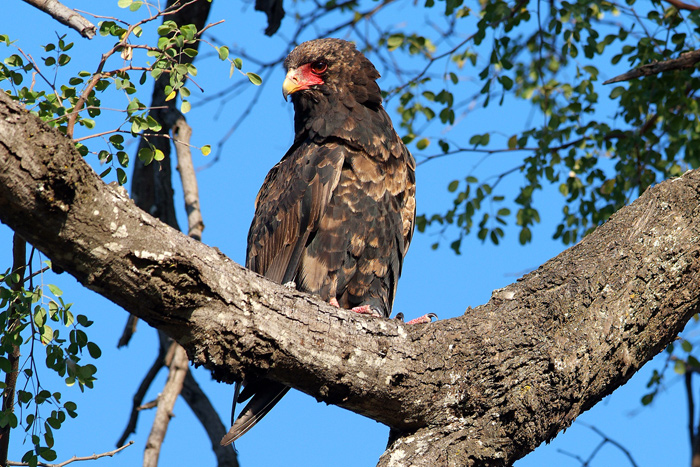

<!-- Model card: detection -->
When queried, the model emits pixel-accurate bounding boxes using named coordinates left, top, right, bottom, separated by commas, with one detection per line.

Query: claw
left=405, top=313, right=438, bottom=325
left=329, top=297, right=340, bottom=307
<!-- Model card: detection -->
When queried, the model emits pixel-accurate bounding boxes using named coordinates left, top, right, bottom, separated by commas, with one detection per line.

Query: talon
left=351, top=305, right=383, bottom=317
left=406, top=313, right=438, bottom=325
left=329, top=297, right=340, bottom=307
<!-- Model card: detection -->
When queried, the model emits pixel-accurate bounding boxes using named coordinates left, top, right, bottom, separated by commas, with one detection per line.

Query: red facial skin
left=282, top=61, right=327, bottom=100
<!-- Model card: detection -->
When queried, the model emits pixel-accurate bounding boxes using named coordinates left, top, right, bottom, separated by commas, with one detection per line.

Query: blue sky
left=0, top=1, right=693, bottom=466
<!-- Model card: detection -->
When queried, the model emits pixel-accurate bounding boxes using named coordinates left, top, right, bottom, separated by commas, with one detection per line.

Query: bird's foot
left=395, top=312, right=438, bottom=324
left=329, top=297, right=340, bottom=307
left=350, top=304, right=383, bottom=318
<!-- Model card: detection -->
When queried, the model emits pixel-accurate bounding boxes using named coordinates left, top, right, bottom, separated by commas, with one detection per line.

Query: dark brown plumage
left=221, top=38, right=416, bottom=446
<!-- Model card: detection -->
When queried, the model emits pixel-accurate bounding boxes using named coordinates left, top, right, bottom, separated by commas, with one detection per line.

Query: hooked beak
left=282, top=68, right=304, bottom=101
left=282, top=66, right=324, bottom=101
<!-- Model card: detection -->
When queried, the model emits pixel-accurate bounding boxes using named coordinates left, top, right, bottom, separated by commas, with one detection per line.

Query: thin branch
left=180, top=372, right=239, bottom=466
left=603, top=48, right=700, bottom=84
left=116, top=336, right=168, bottom=447
left=143, top=343, right=189, bottom=467
left=6, top=441, right=134, bottom=467
left=21, top=0, right=96, bottom=39
left=664, top=0, right=700, bottom=11
left=558, top=423, right=640, bottom=467
left=173, top=117, right=204, bottom=241
left=0, top=235, right=26, bottom=465
left=688, top=371, right=696, bottom=446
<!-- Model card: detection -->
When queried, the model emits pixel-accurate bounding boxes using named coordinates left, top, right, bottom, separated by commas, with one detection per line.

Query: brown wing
left=246, top=140, right=344, bottom=284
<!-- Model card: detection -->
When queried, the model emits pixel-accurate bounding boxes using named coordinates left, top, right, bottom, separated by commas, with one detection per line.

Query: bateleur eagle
left=220, top=38, right=416, bottom=446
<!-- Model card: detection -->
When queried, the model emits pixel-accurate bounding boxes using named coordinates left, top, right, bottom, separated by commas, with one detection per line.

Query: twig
left=21, top=0, right=96, bottom=39
left=6, top=441, right=134, bottom=467
left=603, top=48, right=700, bottom=84
left=558, top=422, right=640, bottom=467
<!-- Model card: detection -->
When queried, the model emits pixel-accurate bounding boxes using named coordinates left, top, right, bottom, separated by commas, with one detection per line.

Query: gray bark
left=0, top=91, right=699, bottom=466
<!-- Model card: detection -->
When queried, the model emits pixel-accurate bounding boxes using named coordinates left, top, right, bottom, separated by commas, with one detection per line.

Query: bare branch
left=0, top=235, right=26, bottom=465
left=116, top=336, right=168, bottom=448
left=181, top=372, right=239, bottom=466
left=664, top=0, right=700, bottom=11
left=21, top=0, right=96, bottom=39
left=6, top=441, right=134, bottom=467
left=174, top=117, right=204, bottom=241
left=143, top=343, right=189, bottom=467
left=603, top=48, right=700, bottom=84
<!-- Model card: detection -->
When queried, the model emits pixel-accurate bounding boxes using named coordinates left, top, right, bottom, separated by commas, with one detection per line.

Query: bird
left=220, top=38, right=417, bottom=446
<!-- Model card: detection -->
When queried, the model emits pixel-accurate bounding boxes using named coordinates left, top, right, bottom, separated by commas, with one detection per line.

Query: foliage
left=0, top=0, right=254, bottom=184
left=375, top=1, right=699, bottom=253
left=0, top=1, right=260, bottom=463
left=0, top=264, right=98, bottom=466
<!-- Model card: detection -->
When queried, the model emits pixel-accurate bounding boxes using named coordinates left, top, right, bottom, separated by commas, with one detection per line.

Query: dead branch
left=6, top=441, right=134, bottom=467
left=21, top=0, right=96, bottom=39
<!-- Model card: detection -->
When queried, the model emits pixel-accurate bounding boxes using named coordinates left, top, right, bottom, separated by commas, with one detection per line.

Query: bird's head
left=282, top=38, right=382, bottom=108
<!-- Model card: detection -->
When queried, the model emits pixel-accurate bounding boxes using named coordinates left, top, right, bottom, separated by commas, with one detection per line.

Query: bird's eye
left=310, top=61, right=327, bottom=74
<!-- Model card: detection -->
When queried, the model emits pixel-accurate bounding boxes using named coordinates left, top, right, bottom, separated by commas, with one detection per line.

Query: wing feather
left=246, top=141, right=345, bottom=284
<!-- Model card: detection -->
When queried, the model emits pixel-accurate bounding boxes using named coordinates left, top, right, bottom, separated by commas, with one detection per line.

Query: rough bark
left=1, top=92, right=699, bottom=466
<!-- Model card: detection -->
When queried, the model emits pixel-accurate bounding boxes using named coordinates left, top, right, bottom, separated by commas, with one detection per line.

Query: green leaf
left=116, top=168, right=127, bottom=185
left=117, top=0, right=133, bottom=8
left=416, top=138, right=429, bottom=150
left=246, top=72, right=262, bottom=85
left=674, top=359, right=686, bottom=374
left=201, top=145, right=211, bottom=156
left=217, top=46, right=229, bottom=60
left=181, top=100, right=191, bottom=114
left=47, top=284, right=62, bottom=297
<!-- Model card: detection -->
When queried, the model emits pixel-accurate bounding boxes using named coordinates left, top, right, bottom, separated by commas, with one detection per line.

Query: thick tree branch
left=1, top=92, right=700, bottom=465
left=21, top=0, right=96, bottom=39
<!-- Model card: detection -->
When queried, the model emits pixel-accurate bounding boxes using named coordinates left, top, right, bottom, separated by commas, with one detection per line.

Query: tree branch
left=603, top=48, right=700, bottom=84
left=1, top=92, right=700, bottom=465
left=21, top=0, right=96, bottom=39
left=6, top=441, right=134, bottom=467
left=143, top=342, right=189, bottom=467
left=0, top=234, right=26, bottom=465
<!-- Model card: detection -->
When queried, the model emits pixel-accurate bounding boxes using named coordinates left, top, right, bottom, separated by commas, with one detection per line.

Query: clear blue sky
left=0, top=1, right=692, bottom=466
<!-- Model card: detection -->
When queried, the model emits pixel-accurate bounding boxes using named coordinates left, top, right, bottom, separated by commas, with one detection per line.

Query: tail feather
left=220, top=381, right=290, bottom=446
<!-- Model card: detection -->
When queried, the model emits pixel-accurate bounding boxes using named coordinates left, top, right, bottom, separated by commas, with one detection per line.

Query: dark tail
left=220, top=380, right=290, bottom=446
